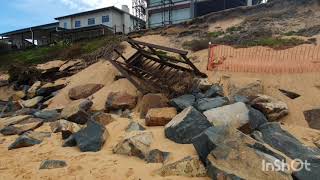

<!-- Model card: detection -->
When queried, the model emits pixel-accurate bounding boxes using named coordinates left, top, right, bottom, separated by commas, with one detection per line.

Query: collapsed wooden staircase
left=107, top=38, right=207, bottom=96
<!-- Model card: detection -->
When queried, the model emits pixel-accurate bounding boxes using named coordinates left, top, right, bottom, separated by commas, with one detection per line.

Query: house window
left=75, top=20, right=81, bottom=28
left=102, top=15, right=109, bottom=23
left=63, top=22, right=67, bottom=29
left=88, top=18, right=95, bottom=25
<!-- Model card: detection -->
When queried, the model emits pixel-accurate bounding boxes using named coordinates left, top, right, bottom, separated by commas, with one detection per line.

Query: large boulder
left=169, top=94, right=195, bottom=111
left=165, top=106, right=212, bottom=144
left=193, top=126, right=292, bottom=180
left=105, top=92, right=137, bottom=112
left=8, top=131, right=51, bottom=150
left=64, top=120, right=109, bottom=152
left=60, top=99, right=92, bottom=124
left=137, top=93, right=169, bottom=118
left=251, top=94, right=288, bottom=121
left=68, top=84, right=104, bottom=100
left=155, top=156, right=207, bottom=177
left=39, top=160, right=67, bottom=170
left=203, top=102, right=249, bottom=128
left=145, top=107, right=177, bottom=126
left=195, top=97, right=229, bottom=112
left=303, top=108, right=320, bottom=130
left=257, top=123, right=320, bottom=180
left=113, top=131, right=153, bottom=159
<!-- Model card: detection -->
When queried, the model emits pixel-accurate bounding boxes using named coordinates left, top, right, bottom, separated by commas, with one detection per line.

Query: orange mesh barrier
left=207, top=44, right=320, bottom=73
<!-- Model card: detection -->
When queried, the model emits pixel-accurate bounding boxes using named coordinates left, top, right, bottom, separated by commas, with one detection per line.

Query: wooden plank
left=128, top=39, right=188, bottom=56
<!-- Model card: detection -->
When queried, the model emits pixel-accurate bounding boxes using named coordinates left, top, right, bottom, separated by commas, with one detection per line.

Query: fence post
left=207, top=42, right=212, bottom=71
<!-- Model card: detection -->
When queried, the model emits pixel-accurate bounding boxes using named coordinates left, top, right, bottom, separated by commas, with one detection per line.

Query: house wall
left=148, top=0, right=191, bottom=8
left=194, top=0, right=247, bottom=17
left=57, top=9, right=140, bottom=34
left=58, top=11, right=113, bottom=29
left=148, top=7, right=192, bottom=27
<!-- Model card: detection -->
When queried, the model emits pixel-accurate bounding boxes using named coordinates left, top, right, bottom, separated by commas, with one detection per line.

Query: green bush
left=208, top=31, right=224, bottom=38
left=182, top=39, right=210, bottom=51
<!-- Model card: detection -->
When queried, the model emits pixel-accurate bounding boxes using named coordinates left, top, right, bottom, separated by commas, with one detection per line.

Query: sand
left=0, top=114, right=208, bottom=180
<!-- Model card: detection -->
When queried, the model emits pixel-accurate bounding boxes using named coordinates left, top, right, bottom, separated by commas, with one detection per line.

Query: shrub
left=208, top=31, right=224, bottom=38
left=182, top=39, right=210, bottom=51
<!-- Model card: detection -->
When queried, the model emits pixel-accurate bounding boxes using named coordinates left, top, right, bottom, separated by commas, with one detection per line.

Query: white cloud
left=60, top=0, right=132, bottom=11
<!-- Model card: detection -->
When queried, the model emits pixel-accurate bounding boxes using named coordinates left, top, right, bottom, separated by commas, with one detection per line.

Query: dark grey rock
left=248, top=142, right=287, bottom=162
left=126, top=121, right=146, bottom=132
left=195, top=97, right=229, bottom=112
left=39, top=160, right=67, bottom=169
left=169, top=94, right=195, bottom=111
left=8, top=131, right=51, bottom=150
left=233, top=95, right=250, bottom=104
left=248, top=108, right=268, bottom=130
left=303, top=108, right=320, bottom=130
left=36, top=83, right=65, bottom=97
left=258, top=122, right=320, bottom=160
left=193, top=126, right=292, bottom=180
left=165, top=106, right=212, bottom=144
left=0, top=126, right=21, bottom=136
left=279, top=89, right=300, bottom=99
left=34, top=109, right=60, bottom=122
left=258, top=122, right=320, bottom=180
left=71, top=120, right=109, bottom=152
left=293, top=158, right=320, bottom=180
left=60, top=99, right=92, bottom=125
left=206, top=163, right=243, bottom=180
left=250, top=131, right=264, bottom=143
left=203, top=84, right=224, bottom=98
left=0, top=108, right=37, bottom=118
left=62, top=135, right=77, bottom=147
left=146, top=149, right=170, bottom=163
left=192, top=126, right=226, bottom=163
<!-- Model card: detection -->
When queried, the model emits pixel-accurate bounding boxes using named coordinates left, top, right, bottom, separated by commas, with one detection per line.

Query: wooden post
left=31, top=28, right=35, bottom=45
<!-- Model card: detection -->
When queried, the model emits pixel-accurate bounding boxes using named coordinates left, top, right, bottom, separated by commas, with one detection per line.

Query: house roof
left=0, top=22, right=59, bottom=37
left=55, top=6, right=142, bottom=21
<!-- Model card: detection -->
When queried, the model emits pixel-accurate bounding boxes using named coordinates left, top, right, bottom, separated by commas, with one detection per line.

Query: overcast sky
left=0, top=0, right=132, bottom=33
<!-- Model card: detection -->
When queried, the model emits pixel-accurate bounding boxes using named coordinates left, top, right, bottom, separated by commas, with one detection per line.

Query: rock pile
left=2, top=64, right=320, bottom=179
